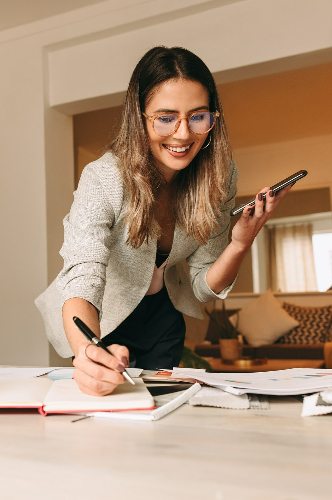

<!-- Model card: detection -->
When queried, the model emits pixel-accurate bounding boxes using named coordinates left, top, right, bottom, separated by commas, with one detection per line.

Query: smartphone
left=230, top=170, right=308, bottom=216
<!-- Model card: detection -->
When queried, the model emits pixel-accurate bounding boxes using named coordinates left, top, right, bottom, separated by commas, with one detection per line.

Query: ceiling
left=0, top=0, right=105, bottom=31
left=0, top=0, right=244, bottom=31
left=5, top=1, right=329, bottom=151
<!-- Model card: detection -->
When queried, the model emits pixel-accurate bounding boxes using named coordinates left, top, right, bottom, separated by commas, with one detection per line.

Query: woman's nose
left=172, top=118, right=191, bottom=139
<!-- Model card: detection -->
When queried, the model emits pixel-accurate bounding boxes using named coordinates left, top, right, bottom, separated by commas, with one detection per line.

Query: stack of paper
left=170, top=368, right=332, bottom=396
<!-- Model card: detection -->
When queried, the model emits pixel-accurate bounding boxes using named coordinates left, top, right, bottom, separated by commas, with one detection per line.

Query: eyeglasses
left=143, top=110, right=220, bottom=137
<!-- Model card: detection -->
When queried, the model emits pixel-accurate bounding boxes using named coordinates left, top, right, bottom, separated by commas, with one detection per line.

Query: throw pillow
left=228, top=290, right=299, bottom=347
left=277, top=303, right=332, bottom=344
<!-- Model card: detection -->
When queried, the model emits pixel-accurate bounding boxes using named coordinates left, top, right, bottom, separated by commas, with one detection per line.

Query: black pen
left=73, top=316, right=135, bottom=385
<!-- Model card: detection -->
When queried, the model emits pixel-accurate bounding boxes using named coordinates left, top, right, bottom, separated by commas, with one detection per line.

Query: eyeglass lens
left=154, top=112, right=215, bottom=136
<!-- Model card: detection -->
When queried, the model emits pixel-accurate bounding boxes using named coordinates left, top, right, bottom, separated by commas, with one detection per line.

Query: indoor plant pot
left=218, top=338, right=240, bottom=362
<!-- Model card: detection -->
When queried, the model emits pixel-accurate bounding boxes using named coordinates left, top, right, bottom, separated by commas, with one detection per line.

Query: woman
left=55, top=46, right=291, bottom=396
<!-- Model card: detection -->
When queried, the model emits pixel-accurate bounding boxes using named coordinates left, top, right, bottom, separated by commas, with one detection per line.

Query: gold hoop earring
left=201, top=135, right=211, bottom=150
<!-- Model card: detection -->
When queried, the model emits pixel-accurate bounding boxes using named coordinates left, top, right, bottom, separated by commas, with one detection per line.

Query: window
left=312, top=232, right=332, bottom=291
left=252, top=212, right=332, bottom=293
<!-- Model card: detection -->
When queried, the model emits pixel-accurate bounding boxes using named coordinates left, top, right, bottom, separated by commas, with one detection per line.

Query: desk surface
left=206, top=358, right=325, bottom=372
left=1, top=382, right=332, bottom=500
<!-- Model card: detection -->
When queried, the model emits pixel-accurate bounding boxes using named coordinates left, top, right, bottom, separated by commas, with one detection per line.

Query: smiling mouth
left=163, top=144, right=192, bottom=153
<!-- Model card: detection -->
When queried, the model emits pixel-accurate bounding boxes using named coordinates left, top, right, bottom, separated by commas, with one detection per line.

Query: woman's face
left=144, top=78, right=210, bottom=182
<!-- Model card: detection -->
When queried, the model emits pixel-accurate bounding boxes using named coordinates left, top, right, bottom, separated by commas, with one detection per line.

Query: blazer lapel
left=168, top=226, right=199, bottom=265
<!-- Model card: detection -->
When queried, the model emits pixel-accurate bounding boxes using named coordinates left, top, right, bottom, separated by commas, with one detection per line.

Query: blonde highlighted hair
left=109, top=46, right=232, bottom=248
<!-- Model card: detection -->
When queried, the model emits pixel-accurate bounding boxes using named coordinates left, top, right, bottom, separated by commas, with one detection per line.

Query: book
left=0, top=377, right=155, bottom=416
left=141, top=370, right=199, bottom=384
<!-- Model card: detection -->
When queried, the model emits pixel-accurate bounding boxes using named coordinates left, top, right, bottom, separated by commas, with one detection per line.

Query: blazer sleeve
left=56, top=164, right=116, bottom=312
left=186, top=160, right=238, bottom=302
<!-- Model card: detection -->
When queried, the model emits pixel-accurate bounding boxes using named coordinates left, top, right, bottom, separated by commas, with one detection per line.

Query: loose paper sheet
left=171, top=368, right=332, bottom=396
left=0, top=367, right=55, bottom=380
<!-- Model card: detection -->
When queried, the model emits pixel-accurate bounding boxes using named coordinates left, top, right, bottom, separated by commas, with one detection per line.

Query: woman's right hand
left=72, top=342, right=130, bottom=397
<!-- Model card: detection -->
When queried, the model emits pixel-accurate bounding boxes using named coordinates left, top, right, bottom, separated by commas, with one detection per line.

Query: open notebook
left=0, top=378, right=155, bottom=416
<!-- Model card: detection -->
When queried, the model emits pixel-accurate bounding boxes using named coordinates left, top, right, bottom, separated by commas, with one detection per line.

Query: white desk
left=0, top=394, right=332, bottom=500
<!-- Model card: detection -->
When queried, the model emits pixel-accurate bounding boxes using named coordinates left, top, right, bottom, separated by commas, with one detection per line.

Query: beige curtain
left=268, top=223, right=318, bottom=292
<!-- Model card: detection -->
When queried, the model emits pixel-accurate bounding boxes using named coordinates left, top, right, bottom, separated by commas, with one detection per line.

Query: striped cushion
left=277, top=302, right=332, bottom=344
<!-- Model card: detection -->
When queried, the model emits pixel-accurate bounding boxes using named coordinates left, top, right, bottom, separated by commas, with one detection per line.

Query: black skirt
left=102, top=286, right=186, bottom=370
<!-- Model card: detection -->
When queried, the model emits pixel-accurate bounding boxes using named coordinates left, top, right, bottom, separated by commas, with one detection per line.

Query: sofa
left=194, top=290, right=332, bottom=363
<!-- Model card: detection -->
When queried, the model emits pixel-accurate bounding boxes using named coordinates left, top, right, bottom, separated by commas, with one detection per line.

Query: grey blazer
left=35, top=152, right=238, bottom=358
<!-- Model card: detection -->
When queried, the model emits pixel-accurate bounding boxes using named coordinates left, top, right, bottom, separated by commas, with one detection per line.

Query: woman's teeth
left=165, top=145, right=191, bottom=153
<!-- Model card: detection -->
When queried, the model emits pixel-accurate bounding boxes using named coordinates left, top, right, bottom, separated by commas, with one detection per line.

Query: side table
left=204, top=357, right=325, bottom=373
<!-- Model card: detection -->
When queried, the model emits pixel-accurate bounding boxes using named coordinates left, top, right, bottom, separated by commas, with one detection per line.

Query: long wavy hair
left=108, top=46, right=232, bottom=248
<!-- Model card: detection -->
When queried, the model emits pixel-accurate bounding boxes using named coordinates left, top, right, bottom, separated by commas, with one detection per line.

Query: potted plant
left=205, top=301, right=240, bottom=362
left=179, top=346, right=212, bottom=371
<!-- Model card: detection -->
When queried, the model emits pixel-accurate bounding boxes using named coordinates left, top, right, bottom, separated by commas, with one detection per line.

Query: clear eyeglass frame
left=142, top=110, right=220, bottom=137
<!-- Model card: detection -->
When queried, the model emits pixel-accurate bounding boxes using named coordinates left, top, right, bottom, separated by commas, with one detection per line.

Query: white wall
left=49, top=0, right=332, bottom=112
left=0, top=0, right=332, bottom=365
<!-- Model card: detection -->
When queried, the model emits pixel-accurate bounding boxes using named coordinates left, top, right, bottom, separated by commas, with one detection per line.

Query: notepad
left=0, top=378, right=155, bottom=416
left=87, top=382, right=201, bottom=421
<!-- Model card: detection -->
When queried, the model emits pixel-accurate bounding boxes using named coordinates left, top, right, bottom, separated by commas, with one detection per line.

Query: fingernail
left=269, top=190, right=274, bottom=197
left=122, top=356, right=129, bottom=367
left=258, top=193, right=262, bottom=201
left=116, top=364, right=125, bottom=373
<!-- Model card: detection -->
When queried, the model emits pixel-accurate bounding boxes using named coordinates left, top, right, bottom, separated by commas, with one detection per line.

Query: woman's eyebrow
left=153, top=105, right=209, bottom=114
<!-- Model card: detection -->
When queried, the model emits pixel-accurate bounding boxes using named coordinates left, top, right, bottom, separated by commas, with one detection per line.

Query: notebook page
left=43, top=378, right=154, bottom=412
left=0, top=378, right=54, bottom=407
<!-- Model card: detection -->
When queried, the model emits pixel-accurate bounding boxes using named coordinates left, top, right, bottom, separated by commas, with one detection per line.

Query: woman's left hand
left=231, top=184, right=293, bottom=252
